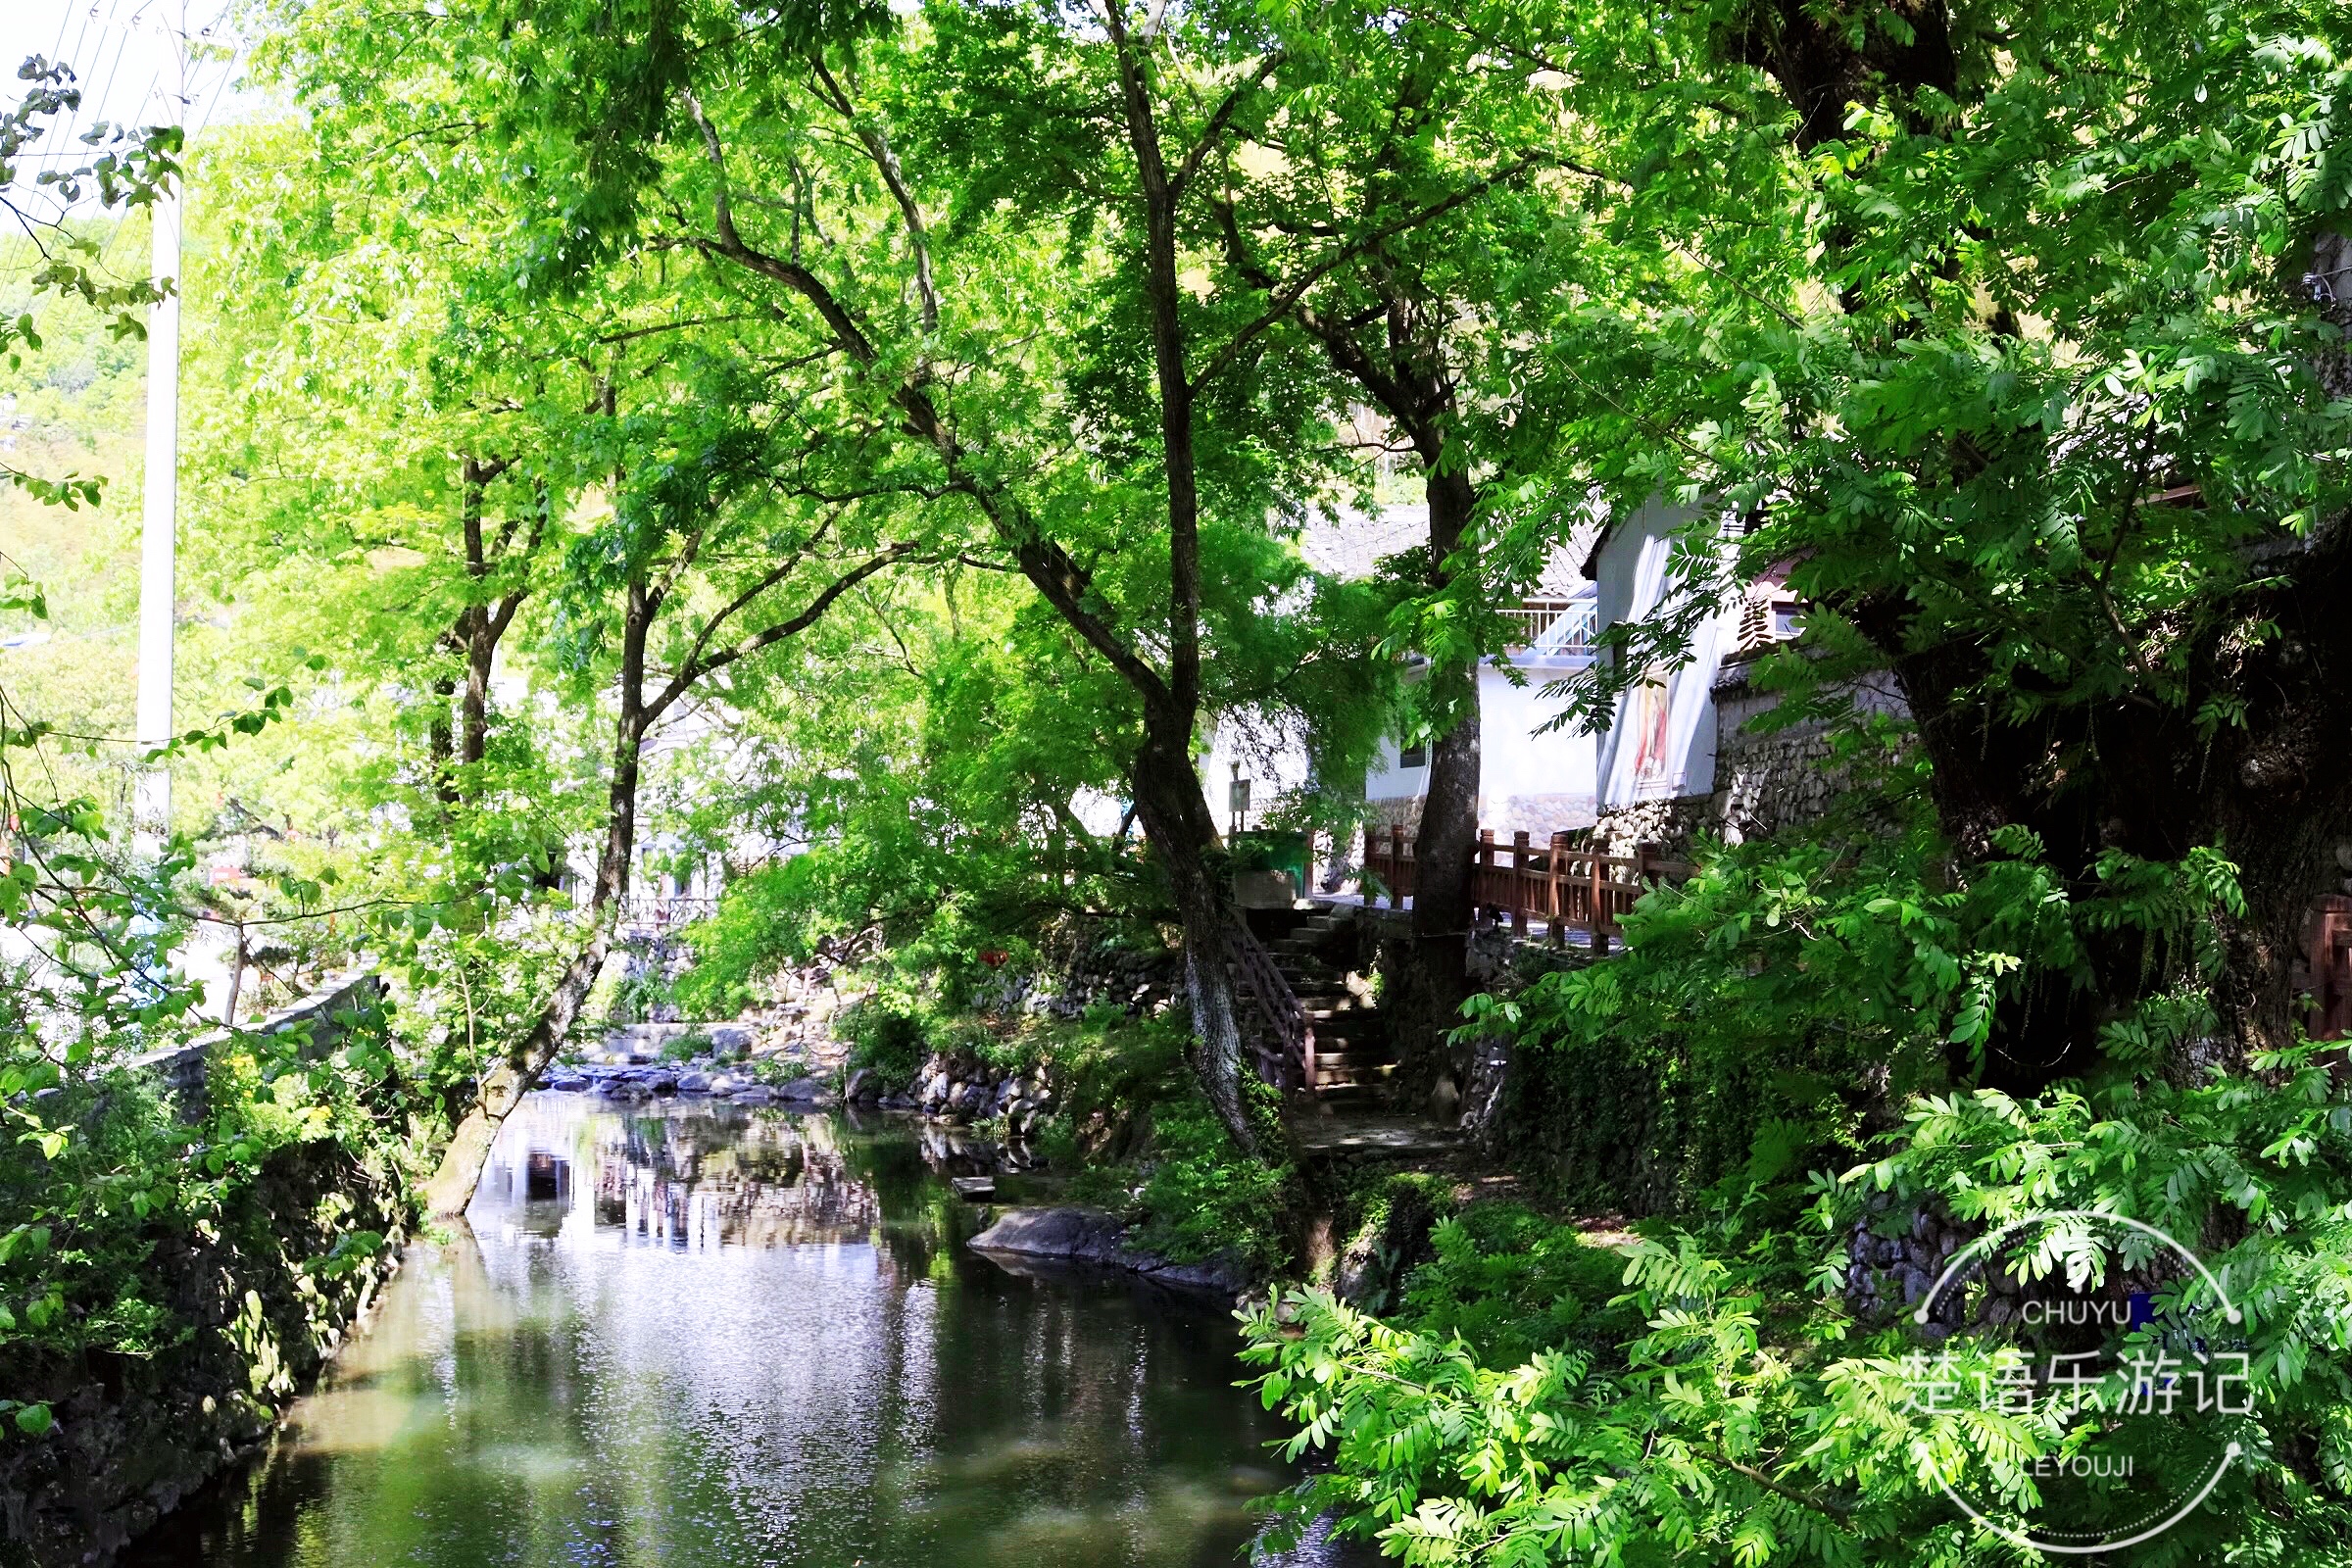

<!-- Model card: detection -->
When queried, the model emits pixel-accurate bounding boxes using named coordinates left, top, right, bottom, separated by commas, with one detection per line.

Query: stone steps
left=1259, top=906, right=1397, bottom=1103
left=1221, top=906, right=1405, bottom=1104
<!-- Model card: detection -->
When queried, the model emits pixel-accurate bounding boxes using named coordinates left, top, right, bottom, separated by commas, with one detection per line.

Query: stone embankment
left=889, top=1054, right=1060, bottom=1137
left=5, top=978, right=407, bottom=1566
left=545, top=1058, right=837, bottom=1108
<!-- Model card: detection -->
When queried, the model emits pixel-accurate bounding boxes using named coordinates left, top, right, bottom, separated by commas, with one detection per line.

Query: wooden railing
left=1227, top=919, right=1314, bottom=1093
left=1361, top=825, right=1691, bottom=953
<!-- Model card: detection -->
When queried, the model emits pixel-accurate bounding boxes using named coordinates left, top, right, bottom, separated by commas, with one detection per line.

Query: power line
left=2, top=1, right=235, bottom=289
left=0, top=1, right=128, bottom=284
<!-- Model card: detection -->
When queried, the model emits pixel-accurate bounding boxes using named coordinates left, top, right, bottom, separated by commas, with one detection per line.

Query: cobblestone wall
left=1592, top=667, right=1909, bottom=854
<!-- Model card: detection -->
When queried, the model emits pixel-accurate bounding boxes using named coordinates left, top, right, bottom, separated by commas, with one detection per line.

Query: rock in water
left=968, top=1205, right=1251, bottom=1296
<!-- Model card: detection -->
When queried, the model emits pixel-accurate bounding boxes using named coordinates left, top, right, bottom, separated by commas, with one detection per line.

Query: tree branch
left=1191, top=153, right=1549, bottom=395
left=1172, top=51, right=1283, bottom=201
left=647, top=541, right=916, bottom=723
left=808, top=55, right=940, bottom=334
left=677, top=87, right=1175, bottom=711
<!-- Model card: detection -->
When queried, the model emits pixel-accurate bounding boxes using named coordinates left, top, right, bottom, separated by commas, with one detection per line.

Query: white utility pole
left=133, top=186, right=180, bottom=851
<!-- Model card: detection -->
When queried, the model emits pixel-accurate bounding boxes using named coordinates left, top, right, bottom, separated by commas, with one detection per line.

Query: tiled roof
left=1296, top=505, right=1432, bottom=578
left=1298, top=504, right=1593, bottom=598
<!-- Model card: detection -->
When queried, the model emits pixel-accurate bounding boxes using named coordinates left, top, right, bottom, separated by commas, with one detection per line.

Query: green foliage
left=1124, top=1084, right=1295, bottom=1277
left=1394, top=1204, right=1640, bottom=1370
left=836, top=991, right=935, bottom=1091
left=659, top=1029, right=712, bottom=1063
left=1475, top=722, right=2249, bottom=1210
left=1247, top=1036, right=2352, bottom=1562
left=671, top=865, right=808, bottom=1018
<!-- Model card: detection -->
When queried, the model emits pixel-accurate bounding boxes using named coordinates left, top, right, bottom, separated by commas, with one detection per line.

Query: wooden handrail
left=1227, top=918, right=1314, bottom=1093
left=1359, top=825, right=1690, bottom=948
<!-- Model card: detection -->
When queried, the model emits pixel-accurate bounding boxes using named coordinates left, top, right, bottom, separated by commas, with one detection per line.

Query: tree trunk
left=1863, top=521, right=2352, bottom=1085
left=458, top=457, right=497, bottom=771
left=425, top=666, right=459, bottom=808
left=462, top=612, right=494, bottom=769
left=221, top=930, right=246, bottom=1027
left=1127, top=701, right=1260, bottom=1158
left=420, top=584, right=650, bottom=1219
left=1393, top=466, right=1483, bottom=1095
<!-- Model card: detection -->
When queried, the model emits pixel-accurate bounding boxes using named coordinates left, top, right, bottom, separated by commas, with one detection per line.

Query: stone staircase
left=1266, top=906, right=1396, bottom=1104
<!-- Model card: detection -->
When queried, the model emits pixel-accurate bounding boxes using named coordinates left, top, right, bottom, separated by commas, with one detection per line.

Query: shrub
left=1126, top=1087, right=1295, bottom=1276
left=1394, top=1202, right=1640, bottom=1368
left=1243, top=1036, right=2352, bottom=1565
left=835, top=991, right=934, bottom=1090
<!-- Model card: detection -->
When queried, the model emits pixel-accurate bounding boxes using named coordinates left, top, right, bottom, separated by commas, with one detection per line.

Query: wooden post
left=1546, top=831, right=1567, bottom=943
left=1589, top=846, right=1607, bottom=955
left=1390, top=823, right=1406, bottom=909
left=1477, top=829, right=1495, bottom=925
left=1510, top=830, right=1531, bottom=937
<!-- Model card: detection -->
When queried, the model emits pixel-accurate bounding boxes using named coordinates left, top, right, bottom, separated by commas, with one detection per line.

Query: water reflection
left=130, top=1094, right=1367, bottom=1568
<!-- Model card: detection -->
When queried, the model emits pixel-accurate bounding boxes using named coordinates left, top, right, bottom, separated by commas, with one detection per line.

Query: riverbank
left=0, top=1128, right=412, bottom=1564
left=120, top=1096, right=1368, bottom=1568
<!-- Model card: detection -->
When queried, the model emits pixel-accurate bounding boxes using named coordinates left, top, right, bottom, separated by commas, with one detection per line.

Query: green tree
left=1516, top=0, right=2352, bottom=1078
left=1200, top=4, right=1642, bottom=1087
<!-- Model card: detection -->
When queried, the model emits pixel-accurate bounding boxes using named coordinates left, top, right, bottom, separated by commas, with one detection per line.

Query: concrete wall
left=1365, top=661, right=1599, bottom=840
left=127, top=972, right=385, bottom=1121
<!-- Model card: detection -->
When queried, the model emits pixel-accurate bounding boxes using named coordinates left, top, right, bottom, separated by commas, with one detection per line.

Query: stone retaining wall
left=125, top=973, right=384, bottom=1121
left=5, top=976, right=410, bottom=1565
left=970, top=921, right=1185, bottom=1021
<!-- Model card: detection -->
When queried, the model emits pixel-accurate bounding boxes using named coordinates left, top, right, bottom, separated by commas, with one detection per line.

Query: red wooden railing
left=2310, top=896, right=2352, bottom=1041
left=1361, top=825, right=1691, bottom=953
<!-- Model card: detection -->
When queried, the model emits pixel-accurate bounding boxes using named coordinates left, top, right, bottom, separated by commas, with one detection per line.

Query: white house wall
left=1592, top=498, right=1734, bottom=810
left=1365, top=663, right=1597, bottom=838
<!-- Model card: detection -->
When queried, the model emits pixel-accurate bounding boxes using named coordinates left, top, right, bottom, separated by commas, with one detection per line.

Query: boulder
left=676, top=1071, right=712, bottom=1094
left=969, top=1205, right=1129, bottom=1265
left=732, top=1085, right=774, bottom=1105
left=776, top=1077, right=826, bottom=1102
left=709, top=1025, right=756, bottom=1055
left=647, top=1071, right=679, bottom=1096
left=968, top=1205, right=1252, bottom=1296
left=845, top=1068, right=880, bottom=1103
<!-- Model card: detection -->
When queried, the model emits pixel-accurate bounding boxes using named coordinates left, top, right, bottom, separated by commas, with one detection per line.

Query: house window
left=1398, top=741, right=1428, bottom=769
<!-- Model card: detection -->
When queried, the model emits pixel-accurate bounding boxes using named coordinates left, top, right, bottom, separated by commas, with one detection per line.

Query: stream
left=127, top=1093, right=1364, bottom=1568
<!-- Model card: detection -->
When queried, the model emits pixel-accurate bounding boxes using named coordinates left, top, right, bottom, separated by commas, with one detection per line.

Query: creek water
left=130, top=1093, right=1362, bottom=1568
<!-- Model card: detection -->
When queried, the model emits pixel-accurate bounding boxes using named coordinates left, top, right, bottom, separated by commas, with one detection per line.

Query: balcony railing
left=1500, top=598, right=1596, bottom=655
